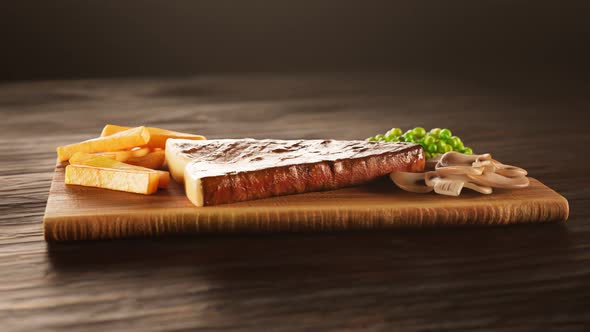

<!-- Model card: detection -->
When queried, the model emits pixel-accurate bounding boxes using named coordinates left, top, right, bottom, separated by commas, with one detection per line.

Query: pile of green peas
left=367, top=127, right=473, bottom=159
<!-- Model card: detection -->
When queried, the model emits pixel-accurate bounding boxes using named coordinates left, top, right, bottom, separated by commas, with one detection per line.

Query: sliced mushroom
left=472, top=158, right=496, bottom=173
left=425, top=173, right=493, bottom=196
left=424, top=172, right=464, bottom=196
left=472, top=158, right=528, bottom=177
left=434, top=165, right=484, bottom=177
left=434, top=152, right=487, bottom=176
left=436, top=152, right=491, bottom=168
left=496, top=166, right=527, bottom=178
left=461, top=181, right=493, bottom=195
left=390, top=151, right=528, bottom=196
left=432, top=178, right=466, bottom=196
left=467, top=172, right=530, bottom=189
left=389, top=171, right=433, bottom=194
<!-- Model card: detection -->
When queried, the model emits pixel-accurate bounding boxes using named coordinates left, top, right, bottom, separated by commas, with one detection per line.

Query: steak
left=166, top=139, right=425, bottom=206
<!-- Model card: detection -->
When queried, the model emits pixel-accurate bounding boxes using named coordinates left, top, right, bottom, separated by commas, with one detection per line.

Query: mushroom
left=425, top=172, right=493, bottom=196
left=436, top=151, right=491, bottom=168
left=389, top=171, right=433, bottom=194
left=472, top=158, right=528, bottom=178
left=467, top=171, right=530, bottom=189
left=434, top=164, right=484, bottom=177
left=389, top=151, right=529, bottom=196
left=434, top=151, right=487, bottom=176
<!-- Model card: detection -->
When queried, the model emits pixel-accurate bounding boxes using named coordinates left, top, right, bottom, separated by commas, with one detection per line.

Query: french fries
left=100, top=124, right=206, bottom=149
left=93, top=146, right=151, bottom=162
left=57, top=126, right=150, bottom=162
left=94, top=148, right=165, bottom=169
left=65, top=164, right=161, bottom=195
left=69, top=153, right=170, bottom=190
left=59, top=125, right=204, bottom=194
left=124, top=150, right=166, bottom=170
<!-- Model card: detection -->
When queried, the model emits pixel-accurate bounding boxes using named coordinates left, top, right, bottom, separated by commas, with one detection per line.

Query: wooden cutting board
left=43, top=162, right=569, bottom=241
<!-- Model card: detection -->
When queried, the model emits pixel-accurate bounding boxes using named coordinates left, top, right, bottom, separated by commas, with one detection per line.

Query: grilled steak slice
left=166, top=139, right=425, bottom=206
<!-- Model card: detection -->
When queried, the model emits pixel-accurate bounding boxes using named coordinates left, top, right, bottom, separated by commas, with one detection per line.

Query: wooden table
left=1, top=73, right=589, bottom=331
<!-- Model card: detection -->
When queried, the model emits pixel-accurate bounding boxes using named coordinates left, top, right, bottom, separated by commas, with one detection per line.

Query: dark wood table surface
left=1, top=73, right=589, bottom=331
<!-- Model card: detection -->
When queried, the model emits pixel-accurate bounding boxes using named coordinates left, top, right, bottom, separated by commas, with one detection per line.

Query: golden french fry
left=93, top=146, right=151, bottom=162
left=69, top=152, right=169, bottom=189
left=100, top=124, right=205, bottom=149
left=57, top=126, right=150, bottom=162
left=125, top=150, right=166, bottom=170
left=65, top=164, right=160, bottom=195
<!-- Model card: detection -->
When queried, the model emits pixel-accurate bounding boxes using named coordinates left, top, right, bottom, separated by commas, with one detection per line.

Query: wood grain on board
left=2, top=74, right=589, bottom=332
left=43, top=161, right=569, bottom=241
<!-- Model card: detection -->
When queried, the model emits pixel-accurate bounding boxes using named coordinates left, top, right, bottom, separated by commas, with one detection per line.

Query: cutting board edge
left=43, top=191, right=569, bottom=241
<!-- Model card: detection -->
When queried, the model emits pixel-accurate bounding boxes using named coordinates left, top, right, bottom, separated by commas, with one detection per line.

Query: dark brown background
left=2, top=2, right=590, bottom=331
left=2, top=0, right=589, bottom=81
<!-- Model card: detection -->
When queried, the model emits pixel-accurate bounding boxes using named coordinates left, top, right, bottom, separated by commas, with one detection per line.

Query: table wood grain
left=1, top=73, right=589, bottom=331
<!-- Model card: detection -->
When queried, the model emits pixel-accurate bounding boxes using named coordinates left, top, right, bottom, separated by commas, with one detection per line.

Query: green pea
left=443, top=144, right=453, bottom=152
left=424, top=151, right=432, bottom=159
left=426, top=143, right=438, bottom=153
left=448, top=136, right=463, bottom=149
left=423, top=135, right=436, bottom=145
left=429, top=128, right=441, bottom=138
left=374, top=134, right=385, bottom=141
left=462, top=147, right=473, bottom=154
left=386, top=128, right=403, bottom=138
left=367, top=137, right=377, bottom=141
left=385, top=133, right=400, bottom=141
left=437, top=140, right=448, bottom=151
left=440, top=128, right=452, bottom=140
left=403, top=132, right=415, bottom=142
left=412, top=127, right=426, bottom=137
